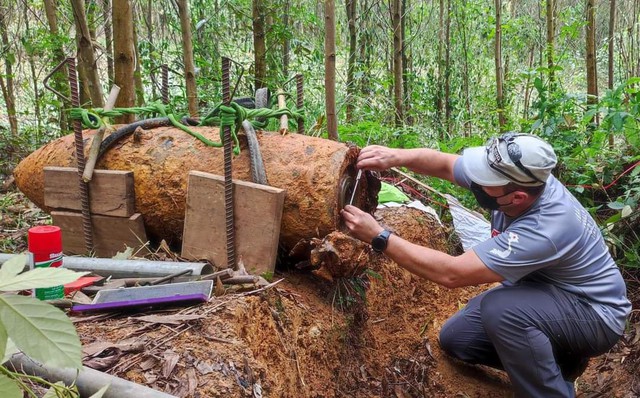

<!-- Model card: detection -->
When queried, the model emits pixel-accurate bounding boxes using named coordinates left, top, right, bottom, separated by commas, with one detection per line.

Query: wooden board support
left=44, top=167, right=135, bottom=217
left=181, top=171, right=285, bottom=275
left=51, top=211, right=148, bottom=257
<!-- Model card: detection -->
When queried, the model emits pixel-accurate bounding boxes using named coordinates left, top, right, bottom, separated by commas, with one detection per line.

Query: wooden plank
left=181, top=171, right=285, bottom=275
left=51, top=211, right=148, bottom=257
left=44, top=167, right=135, bottom=217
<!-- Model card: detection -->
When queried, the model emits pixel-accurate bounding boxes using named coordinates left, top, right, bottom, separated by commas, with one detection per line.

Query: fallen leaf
left=163, top=351, right=180, bottom=378
left=139, top=356, right=158, bottom=371
left=195, top=360, right=214, bottom=375
left=186, top=368, right=198, bottom=396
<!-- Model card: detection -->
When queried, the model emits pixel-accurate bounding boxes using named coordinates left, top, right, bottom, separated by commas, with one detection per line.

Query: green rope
left=69, top=99, right=304, bottom=155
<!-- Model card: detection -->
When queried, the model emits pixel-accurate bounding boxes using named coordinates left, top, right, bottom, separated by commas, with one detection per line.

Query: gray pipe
left=7, top=354, right=177, bottom=398
left=0, top=254, right=213, bottom=279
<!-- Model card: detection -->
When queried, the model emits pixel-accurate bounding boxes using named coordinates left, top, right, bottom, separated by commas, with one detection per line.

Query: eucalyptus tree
left=102, top=0, right=114, bottom=84
left=252, top=0, right=267, bottom=90
left=494, top=0, right=505, bottom=129
left=71, top=0, right=105, bottom=107
left=0, top=3, right=17, bottom=136
left=345, top=0, right=357, bottom=122
left=176, top=0, right=198, bottom=116
left=546, top=0, right=556, bottom=89
left=391, top=0, right=403, bottom=127
left=325, top=0, right=337, bottom=140
left=21, top=2, right=41, bottom=132
left=113, top=0, right=136, bottom=122
left=43, top=0, right=71, bottom=134
left=585, top=0, right=598, bottom=123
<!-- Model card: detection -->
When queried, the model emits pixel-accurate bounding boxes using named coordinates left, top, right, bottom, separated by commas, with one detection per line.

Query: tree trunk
left=176, top=0, right=198, bottom=116
left=444, top=0, right=451, bottom=136
left=392, top=0, right=403, bottom=127
left=70, top=0, right=105, bottom=108
left=586, top=0, right=598, bottom=123
left=0, top=6, right=18, bottom=136
left=103, top=0, right=114, bottom=84
left=43, top=0, right=70, bottom=134
left=546, top=0, right=556, bottom=89
left=144, top=0, right=157, bottom=100
left=324, top=0, right=338, bottom=140
left=358, top=0, right=370, bottom=96
left=494, top=0, right=506, bottom=130
left=23, top=2, right=42, bottom=133
left=523, top=46, right=535, bottom=119
left=608, top=0, right=616, bottom=90
left=454, top=0, right=471, bottom=137
left=345, top=0, right=357, bottom=123
left=252, top=0, right=267, bottom=90
left=113, top=0, right=136, bottom=123
left=283, top=0, right=291, bottom=78
left=401, top=0, right=412, bottom=126
left=436, top=0, right=444, bottom=131
left=132, top=7, right=145, bottom=106
left=608, top=0, right=616, bottom=147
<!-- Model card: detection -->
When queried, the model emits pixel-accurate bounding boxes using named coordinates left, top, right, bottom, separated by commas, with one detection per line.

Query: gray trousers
left=439, top=282, right=621, bottom=398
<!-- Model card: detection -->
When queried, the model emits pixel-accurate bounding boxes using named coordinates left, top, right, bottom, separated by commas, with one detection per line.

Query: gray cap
left=461, top=133, right=557, bottom=187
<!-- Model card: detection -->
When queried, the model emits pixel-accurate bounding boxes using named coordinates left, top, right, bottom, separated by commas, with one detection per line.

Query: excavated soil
left=1, top=187, right=638, bottom=397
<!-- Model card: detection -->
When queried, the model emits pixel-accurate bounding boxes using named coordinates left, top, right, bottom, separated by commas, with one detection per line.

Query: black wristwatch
left=371, top=230, right=392, bottom=253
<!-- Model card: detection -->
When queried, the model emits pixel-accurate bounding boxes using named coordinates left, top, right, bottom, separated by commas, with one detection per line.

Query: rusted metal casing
left=14, top=127, right=379, bottom=251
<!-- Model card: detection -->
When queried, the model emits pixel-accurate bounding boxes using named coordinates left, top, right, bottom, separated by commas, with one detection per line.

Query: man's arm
left=357, top=146, right=460, bottom=183
left=341, top=205, right=503, bottom=288
left=383, top=234, right=503, bottom=288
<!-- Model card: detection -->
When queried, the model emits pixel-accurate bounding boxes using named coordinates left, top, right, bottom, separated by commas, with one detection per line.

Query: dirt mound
left=3, top=191, right=634, bottom=397
left=73, top=206, right=512, bottom=397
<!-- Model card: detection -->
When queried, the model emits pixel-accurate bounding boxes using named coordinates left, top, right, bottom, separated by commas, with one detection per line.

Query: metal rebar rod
left=67, top=57, right=94, bottom=253
left=222, top=57, right=236, bottom=270
left=296, top=73, right=304, bottom=134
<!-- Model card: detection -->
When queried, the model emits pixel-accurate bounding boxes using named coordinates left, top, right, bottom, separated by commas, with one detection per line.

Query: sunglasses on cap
left=486, top=133, right=544, bottom=185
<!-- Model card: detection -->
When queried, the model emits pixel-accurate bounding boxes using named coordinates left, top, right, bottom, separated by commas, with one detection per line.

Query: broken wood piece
left=277, top=88, right=288, bottom=134
left=133, top=314, right=204, bottom=325
left=214, top=276, right=225, bottom=297
left=70, top=290, right=93, bottom=304
left=45, top=167, right=135, bottom=217
left=45, top=299, right=74, bottom=309
left=181, top=171, right=285, bottom=275
left=52, top=210, right=148, bottom=257
left=223, top=275, right=270, bottom=286
left=83, top=85, right=120, bottom=182
left=308, top=231, right=370, bottom=279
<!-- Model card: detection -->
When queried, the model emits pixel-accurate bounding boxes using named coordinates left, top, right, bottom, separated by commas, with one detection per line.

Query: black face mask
left=470, top=182, right=513, bottom=211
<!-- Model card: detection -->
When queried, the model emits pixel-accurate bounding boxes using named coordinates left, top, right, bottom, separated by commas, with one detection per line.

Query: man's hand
left=356, top=145, right=400, bottom=171
left=341, top=205, right=384, bottom=243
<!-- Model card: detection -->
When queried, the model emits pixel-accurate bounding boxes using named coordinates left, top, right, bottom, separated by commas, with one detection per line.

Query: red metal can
left=28, top=226, right=64, bottom=300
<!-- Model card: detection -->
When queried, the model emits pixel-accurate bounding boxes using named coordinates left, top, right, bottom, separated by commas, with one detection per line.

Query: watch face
left=372, top=231, right=389, bottom=252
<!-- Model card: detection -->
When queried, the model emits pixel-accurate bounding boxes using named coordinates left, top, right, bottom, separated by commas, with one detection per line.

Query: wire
left=566, top=160, right=640, bottom=191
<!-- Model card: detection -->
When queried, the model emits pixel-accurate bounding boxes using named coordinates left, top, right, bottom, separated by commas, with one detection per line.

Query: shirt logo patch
left=489, top=232, right=519, bottom=259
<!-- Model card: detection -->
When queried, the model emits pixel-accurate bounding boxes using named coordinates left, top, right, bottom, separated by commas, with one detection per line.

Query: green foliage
left=522, top=78, right=640, bottom=270
left=0, top=255, right=95, bottom=397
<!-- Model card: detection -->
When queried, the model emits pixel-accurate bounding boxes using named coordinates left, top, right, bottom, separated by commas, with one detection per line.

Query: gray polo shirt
left=454, top=158, right=631, bottom=335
